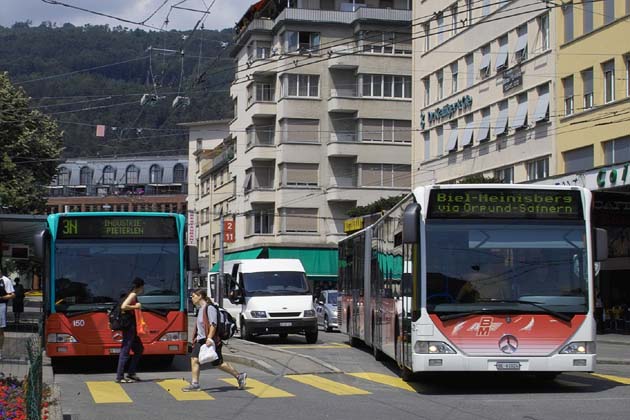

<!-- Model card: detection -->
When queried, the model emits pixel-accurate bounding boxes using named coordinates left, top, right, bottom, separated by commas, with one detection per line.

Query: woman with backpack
left=182, top=289, right=247, bottom=392
left=115, top=277, right=145, bottom=383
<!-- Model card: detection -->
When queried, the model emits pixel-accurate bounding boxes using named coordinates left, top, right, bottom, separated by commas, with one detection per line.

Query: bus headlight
left=159, top=332, right=187, bottom=342
left=560, top=341, right=595, bottom=354
left=47, top=333, right=78, bottom=343
left=414, top=341, right=456, bottom=354
left=303, top=310, right=316, bottom=317
left=250, top=311, right=267, bottom=318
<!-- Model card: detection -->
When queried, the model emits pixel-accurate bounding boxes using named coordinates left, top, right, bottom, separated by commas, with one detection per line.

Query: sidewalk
left=596, top=333, right=630, bottom=365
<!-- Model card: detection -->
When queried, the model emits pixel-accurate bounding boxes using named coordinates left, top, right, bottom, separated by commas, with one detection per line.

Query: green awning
left=209, top=248, right=263, bottom=272
left=267, top=247, right=338, bottom=278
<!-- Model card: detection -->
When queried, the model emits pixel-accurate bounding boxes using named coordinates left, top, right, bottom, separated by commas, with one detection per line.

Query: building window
left=423, top=77, right=430, bottom=106
left=281, top=208, right=318, bottom=233
left=361, top=164, right=410, bottom=187
left=362, top=74, right=411, bottom=99
left=126, top=165, right=140, bottom=184
left=437, top=69, right=444, bottom=100
left=248, top=82, right=275, bottom=104
left=437, top=12, right=444, bottom=44
left=461, top=116, right=475, bottom=148
left=563, top=145, right=594, bottom=173
left=563, top=3, right=573, bottom=43
left=451, top=4, right=458, bottom=36
left=511, top=93, right=528, bottom=130
left=482, top=0, right=490, bottom=17
left=79, top=166, right=93, bottom=185
left=102, top=165, right=116, bottom=185
left=604, top=136, right=630, bottom=165
left=477, top=107, right=491, bottom=142
left=582, top=68, right=594, bottom=109
left=150, top=164, right=163, bottom=184
left=539, top=13, right=550, bottom=51
left=423, top=23, right=430, bottom=52
left=247, top=207, right=274, bottom=235
left=479, top=45, right=491, bottom=78
left=515, top=24, right=528, bottom=62
left=466, top=54, right=474, bottom=87
left=583, top=0, right=593, bottom=34
left=563, top=75, right=574, bottom=116
left=466, top=0, right=473, bottom=25
left=604, top=0, right=615, bottom=24
left=423, top=131, right=431, bottom=161
left=285, top=31, right=320, bottom=53
left=281, top=119, right=319, bottom=143
left=494, top=166, right=514, bottom=184
left=362, top=119, right=411, bottom=143
left=527, top=157, right=549, bottom=181
left=626, top=56, right=630, bottom=97
left=603, top=60, right=615, bottom=103
left=447, top=122, right=459, bottom=153
left=494, top=100, right=509, bottom=137
left=437, top=126, right=444, bottom=156
left=496, top=36, right=508, bottom=71
left=283, top=74, right=319, bottom=98
left=451, top=61, right=458, bottom=94
left=173, top=163, right=186, bottom=183
left=281, top=163, right=318, bottom=187
left=534, top=83, right=550, bottom=123
left=57, top=167, right=70, bottom=186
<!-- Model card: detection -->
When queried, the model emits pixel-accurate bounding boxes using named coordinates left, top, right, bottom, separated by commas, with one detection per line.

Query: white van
left=219, top=259, right=318, bottom=344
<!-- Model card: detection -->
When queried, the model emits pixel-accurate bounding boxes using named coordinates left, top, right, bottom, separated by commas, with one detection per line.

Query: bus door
left=351, top=234, right=364, bottom=340
left=399, top=243, right=415, bottom=368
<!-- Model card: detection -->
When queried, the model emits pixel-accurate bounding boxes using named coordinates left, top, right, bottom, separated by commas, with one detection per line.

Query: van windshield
left=242, top=271, right=310, bottom=296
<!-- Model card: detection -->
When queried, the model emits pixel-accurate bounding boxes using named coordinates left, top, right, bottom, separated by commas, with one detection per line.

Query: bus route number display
left=57, top=217, right=177, bottom=239
left=427, top=189, right=583, bottom=219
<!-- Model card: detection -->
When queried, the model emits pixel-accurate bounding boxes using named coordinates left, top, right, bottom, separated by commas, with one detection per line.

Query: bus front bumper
left=410, top=353, right=596, bottom=372
left=243, top=318, right=317, bottom=335
left=46, top=341, right=187, bottom=357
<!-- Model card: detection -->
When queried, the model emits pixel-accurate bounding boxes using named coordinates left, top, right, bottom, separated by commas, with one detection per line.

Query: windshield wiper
left=439, top=308, right=523, bottom=321
left=63, top=306, right=112, bottom=316
left=474, top=299, right=573, bottom=322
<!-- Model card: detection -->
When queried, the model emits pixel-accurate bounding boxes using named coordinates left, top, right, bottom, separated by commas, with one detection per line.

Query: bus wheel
left=401, top=366, right=414, bottom=382
left=305, top=328, right=318, bottom=344
left=240, top=319, right=253, bottom=341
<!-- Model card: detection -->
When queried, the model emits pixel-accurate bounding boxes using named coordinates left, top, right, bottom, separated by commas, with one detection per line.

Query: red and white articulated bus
left=338, top=184, right=608, bottom=381
left=35, top=212, right=198, bottom=364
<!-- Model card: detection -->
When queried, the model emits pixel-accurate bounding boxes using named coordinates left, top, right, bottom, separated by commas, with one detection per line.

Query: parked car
left=315, top=290, right=338, bottom=332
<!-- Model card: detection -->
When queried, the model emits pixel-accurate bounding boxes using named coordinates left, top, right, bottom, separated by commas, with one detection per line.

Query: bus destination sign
left=427, top=189, right=583, bottom=219
left=57, top=216, right=178, bottom=239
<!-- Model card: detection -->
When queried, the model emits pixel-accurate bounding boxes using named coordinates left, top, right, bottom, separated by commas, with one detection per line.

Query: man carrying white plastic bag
left=182, top=289, right=247, bottom=392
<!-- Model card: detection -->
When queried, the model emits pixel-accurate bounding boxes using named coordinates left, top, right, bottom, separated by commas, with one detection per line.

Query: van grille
left=268, top=312, right=301, bottom=318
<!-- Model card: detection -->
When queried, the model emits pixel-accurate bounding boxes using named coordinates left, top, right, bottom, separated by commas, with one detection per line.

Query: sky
left=0, top=0, right=255, bottom=31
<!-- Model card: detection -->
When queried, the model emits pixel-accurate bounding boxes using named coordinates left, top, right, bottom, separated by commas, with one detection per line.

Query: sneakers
left=126, top=374, right=141, bottom=382
left=237, top=372, right=247, bottom=390
left=115, top=378, right=134, bottom=383
left=181, top=383, right=201, bottom=392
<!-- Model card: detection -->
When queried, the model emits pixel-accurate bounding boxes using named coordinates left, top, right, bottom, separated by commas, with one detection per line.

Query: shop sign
left=502, top=66, right=523, bottom=93
left=420, top=95, right=473, bottom=129
left=344, top=217, right=364, bottom=233
left=597, top=163, right=630, bottom=189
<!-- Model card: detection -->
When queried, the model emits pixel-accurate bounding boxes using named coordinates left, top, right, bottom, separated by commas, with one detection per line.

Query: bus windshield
left=54, top=239, right=181, bottom=312
left=242, top=271, right=310, bottom=296
left=425, top=220, right=588, bottom=316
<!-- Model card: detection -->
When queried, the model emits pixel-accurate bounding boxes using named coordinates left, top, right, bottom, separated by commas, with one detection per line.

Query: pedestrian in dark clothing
left=12, top=278, right=25, bottom=325
left=115, top=277, right=145, bottom=383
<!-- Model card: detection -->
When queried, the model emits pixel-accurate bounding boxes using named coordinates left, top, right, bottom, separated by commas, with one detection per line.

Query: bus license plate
left=496, top=361, right=521, bottom=371
left=279, top=322, right=292, bottom=327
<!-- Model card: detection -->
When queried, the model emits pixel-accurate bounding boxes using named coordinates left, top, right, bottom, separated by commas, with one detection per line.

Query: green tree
left=0, top=72, right=63, bottom=213
left=456, top=174, right=502, bottom=184
left=347, top=194, right=408, bottom=217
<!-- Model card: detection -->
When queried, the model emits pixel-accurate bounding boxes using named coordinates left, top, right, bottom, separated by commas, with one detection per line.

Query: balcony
left=210, top=146, right=235, bottom=171
left=327, top=134, right=359, bottom=157
left=328, top=89, right=360, bottom=113
left=245, top=188, right=275, bottom=204
left=247, top=101, right=276, bottom=118
left=326, top=178, right=361, bottom=203
left=277, top=7, right=411, bottom=26
left=328, top=45, right=359, bottom=69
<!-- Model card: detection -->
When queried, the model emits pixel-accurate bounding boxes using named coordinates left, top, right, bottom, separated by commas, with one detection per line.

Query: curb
left=222, top=352, right=277, bottom=375
left=42, top=354, right=63, bottom=420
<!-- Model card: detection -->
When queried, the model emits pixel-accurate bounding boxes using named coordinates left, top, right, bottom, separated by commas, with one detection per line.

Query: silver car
left=315, top=290, right=338, bottom=332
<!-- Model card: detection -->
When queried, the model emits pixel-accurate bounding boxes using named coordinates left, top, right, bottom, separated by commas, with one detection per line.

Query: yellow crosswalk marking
left=591, top=373, right=630, bottom=385
left=157, top=379, right=215, bottom=401
left=86, top=381, right=132, bottom=404
left=221, top=378, right=295, bottom=398
left=287, top=374, right=371, bottom=396
left=348, top=372, right=417, bottom=392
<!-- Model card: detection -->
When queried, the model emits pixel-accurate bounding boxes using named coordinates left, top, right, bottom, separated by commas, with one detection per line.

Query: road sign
left=223, top=220, right=235, bottom=243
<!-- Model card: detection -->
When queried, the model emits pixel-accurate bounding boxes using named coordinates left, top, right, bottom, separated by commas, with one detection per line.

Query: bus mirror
left=185, top=245, right=200, bottom=272
left=402, top=202, right=421, bottom=244
left=594, top=228, right=608, bottom=262
left=33, top=230, right=46, bottom=260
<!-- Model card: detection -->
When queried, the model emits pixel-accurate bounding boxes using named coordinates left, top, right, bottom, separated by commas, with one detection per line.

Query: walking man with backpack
left=0, top=268, right=15, bottom=361
left=182, top=288, right=246, bottom=392
left=115, top=277, right=145, bottom=383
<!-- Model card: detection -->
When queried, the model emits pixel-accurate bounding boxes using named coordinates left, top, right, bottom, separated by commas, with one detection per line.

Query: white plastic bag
left=198, top=342, right=218, bottom=364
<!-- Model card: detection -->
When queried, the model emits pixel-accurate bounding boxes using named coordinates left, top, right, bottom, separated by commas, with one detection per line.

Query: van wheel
left=240, top=319, right=252, bottom=341
left=305, top=328, right=318, bottom=344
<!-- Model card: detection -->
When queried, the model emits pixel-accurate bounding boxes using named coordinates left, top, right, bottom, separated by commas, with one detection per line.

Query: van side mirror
left=594, top=228, right=608, bottom=262
left=402, top=202, right=421, bottom=244
left=185, top=246, right=199, bottom=272
left=229, top=289, right=244, bottom=304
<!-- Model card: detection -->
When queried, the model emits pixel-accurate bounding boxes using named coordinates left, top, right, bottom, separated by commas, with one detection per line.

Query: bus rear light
left=414, top=341, right=456, bottom=354
left=560, top=341, right=595, bottom=354
left=48, top=333, right=78, bottom=343
left=159, top=332, right=187, bottom=342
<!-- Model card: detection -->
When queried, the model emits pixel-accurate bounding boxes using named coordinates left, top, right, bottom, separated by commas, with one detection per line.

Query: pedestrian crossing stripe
left=86, top=381, right=132, bottom=404
left=286, top=374, right=371, bottom=395
left=220, top=377, right=295, bottom=398
left=157, top=379, right=215, bottom=401
left=348, top=372, right=417, bottom=392
left=590, top=373, right=630, bottom=385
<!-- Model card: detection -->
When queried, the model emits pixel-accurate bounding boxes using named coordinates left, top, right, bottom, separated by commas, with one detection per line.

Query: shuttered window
left=282, top=119, right=319, bottom=143
left=282, top=163, right=318, bottom=187
left=282, top=208, right=318, bottom=233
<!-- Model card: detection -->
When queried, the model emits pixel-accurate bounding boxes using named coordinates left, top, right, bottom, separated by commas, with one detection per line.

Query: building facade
left=46, top=156, right=188, bottom=214
left=413, top=0, right=556, bottom=185
left=222, top=0, right=413, bottom=282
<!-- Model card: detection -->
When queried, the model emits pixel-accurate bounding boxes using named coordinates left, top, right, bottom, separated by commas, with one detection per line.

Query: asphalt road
left=55, top=329, right=630, bottom=420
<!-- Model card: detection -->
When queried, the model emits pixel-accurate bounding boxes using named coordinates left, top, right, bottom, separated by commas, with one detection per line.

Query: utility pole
left=218, top=211, right=224, bottom=307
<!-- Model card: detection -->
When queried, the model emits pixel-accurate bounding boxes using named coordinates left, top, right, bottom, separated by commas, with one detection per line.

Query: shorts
left=191, top=338, right=223, bottom=366
left=0, top=303, right=6, bottom=328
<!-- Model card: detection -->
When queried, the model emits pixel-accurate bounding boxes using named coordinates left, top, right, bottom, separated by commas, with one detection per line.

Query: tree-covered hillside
left=0, top=22, right=235, bottom=158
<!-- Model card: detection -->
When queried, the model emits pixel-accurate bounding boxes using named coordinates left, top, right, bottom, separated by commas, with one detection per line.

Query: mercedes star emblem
left=498, top=334, right=518, bottom=354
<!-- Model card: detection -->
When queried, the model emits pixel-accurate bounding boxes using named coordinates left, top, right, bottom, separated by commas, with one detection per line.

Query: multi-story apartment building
left=181, top=120, right=231, bottom=277
left=46, top=156, right=188, bottom=214
left=413, top=0, right=555, bottom=185
left=223, top=0, right=413, bottom=283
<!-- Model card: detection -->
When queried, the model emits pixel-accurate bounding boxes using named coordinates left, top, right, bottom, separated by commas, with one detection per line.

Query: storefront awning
left=268, top=247, right=338, bottom=278
left=209, top=248, right=263, bottom=272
